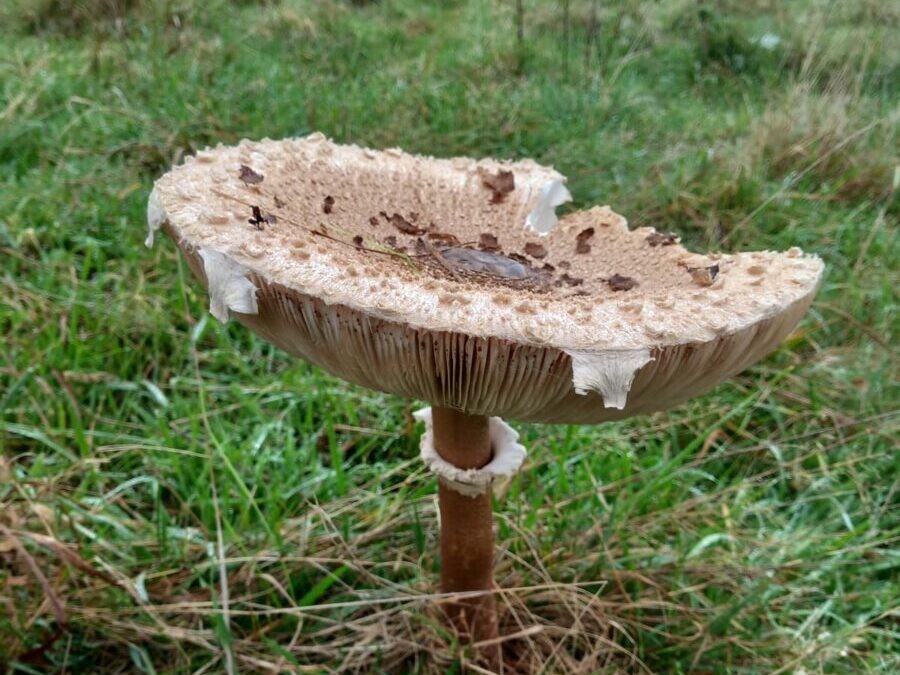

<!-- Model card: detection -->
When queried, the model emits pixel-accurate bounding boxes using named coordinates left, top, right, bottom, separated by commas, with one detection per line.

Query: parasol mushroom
left=147, top=134, right=823, bottom=667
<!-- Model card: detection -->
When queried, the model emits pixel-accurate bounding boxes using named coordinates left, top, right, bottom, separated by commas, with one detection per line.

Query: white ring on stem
left=413, top=407, right=527, bottom=497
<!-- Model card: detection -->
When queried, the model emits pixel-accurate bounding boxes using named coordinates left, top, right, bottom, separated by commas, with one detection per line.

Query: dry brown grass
left=4, top=408, right=894, bottom=672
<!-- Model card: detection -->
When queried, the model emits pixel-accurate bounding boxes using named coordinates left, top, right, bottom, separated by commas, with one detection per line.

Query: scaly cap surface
left=148, top=135, right=823, bottom=423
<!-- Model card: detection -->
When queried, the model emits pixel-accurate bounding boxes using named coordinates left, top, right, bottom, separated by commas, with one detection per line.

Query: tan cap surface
left=148, top=135, right=823, bottom=424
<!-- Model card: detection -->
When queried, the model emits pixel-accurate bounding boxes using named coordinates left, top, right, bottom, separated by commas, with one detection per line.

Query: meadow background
left=0, top=0, right=897, bottom=672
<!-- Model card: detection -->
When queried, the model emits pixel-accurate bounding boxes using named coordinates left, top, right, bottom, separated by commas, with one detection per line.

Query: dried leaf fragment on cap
left=239, top=165, right=264, bottom=185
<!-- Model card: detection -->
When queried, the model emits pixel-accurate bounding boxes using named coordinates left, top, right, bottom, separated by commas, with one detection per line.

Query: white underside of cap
left=525, top=179, right=572, bottom=235
left=566, top=349, right=654, bottom=409
left=198, top=248, right=259, bottom=322
left=413, top=407, right=527, bottom=497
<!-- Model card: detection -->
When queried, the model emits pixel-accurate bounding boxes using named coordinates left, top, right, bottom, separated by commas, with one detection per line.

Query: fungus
left=148, top=135, right=824, bottom=668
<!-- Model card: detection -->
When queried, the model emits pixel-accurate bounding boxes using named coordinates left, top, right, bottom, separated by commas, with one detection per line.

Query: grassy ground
left=1, top=0, right=897, bottom=672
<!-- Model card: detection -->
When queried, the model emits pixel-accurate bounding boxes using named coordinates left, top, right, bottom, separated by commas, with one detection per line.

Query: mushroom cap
left=148, top=135, right=823, bottom=424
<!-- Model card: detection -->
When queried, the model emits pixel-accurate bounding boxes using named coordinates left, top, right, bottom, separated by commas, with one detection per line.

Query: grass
left=0, top=0, right=897, bottom=671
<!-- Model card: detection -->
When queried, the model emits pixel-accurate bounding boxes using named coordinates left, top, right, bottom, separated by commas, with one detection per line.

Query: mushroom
left=147, top=135, right=824, bottom=666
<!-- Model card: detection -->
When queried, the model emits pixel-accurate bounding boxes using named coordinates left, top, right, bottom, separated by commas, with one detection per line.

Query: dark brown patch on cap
left=239, top=165, right=264, bottom=185
left=608, top=274, right=637, bottom=291
left=274, top=194, right=286, bottom=208
left=323, top=196, right=335, bottom=214
left=479, top=233, right=501, bottom=252
left=479, top=168, right=515, bottom=203
left=646, top=231, right=678, bottom=247
left=352, top=235, right=363, bottom=248
left=368, top=216, right=379, bottom=227
left=524, top=242, right=547, bottom=259
left=576, top=227, right=595, bottom=254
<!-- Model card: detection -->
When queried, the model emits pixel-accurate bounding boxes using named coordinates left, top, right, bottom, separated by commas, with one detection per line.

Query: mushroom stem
left=432, top=407, right=501, bottom=667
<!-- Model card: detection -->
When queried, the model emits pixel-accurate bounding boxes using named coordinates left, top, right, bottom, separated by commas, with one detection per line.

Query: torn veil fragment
left=198, top=248, right=258, bottom=322
left=566, top=349, right=654, bottom=410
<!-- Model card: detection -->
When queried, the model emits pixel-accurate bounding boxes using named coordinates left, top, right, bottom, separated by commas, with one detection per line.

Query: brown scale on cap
left=646, top=231, right=678, bottom=247
left=575, top=228, right=595, bottom=254
left=558, top=273, right=583, bottom=287
left=150, top=135, right=824, bottom=424
left=478, top=233, right=501, bottom=252
left=687, top=264, right=720, bottom=287
left=478, top=167, right=515, bottom=203
left=427, top=231, right=460, bottom=247
left=384, top=212, right=425, bottom=235
left=239, top=165, right=264, bottom=185
left=608, top=274, right=637, bottom=291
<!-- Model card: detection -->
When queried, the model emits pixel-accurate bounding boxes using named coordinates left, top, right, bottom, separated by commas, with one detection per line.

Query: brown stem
left=432, top=407, right=501, bottom=668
